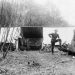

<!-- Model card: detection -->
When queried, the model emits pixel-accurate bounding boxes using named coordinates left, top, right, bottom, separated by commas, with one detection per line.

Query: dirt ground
left=0, top=48, right=74, bottom=75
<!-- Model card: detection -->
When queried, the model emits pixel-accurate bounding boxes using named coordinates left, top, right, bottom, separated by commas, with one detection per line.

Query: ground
left=0, top=48, right=74, bottom=75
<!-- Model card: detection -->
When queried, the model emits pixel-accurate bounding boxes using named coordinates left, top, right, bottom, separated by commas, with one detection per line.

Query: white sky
left=33, top=0, right=75, bottom=26
left=1, top=0, right=75, bottom=26
left=43, top=27, right=75, bottom=44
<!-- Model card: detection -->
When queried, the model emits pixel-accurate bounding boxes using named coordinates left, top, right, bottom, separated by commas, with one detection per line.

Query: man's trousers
left=51, top=39, right=61, bottom=54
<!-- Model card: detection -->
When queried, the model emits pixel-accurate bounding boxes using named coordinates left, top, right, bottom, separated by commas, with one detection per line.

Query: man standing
left=49, top=29, right=61, bottom=54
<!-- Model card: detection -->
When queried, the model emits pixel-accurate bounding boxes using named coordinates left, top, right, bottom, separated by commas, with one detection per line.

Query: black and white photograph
left=0, top=27, right=74, bottom=75
left=0, top=0, right=75, bottom=75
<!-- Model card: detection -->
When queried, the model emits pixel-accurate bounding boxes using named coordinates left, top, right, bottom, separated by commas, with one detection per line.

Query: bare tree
left=0, top=1, right=18, bottom=27
left=14, top=0, right=68, bottom=27
left=0, top=1, right=17, bottom=59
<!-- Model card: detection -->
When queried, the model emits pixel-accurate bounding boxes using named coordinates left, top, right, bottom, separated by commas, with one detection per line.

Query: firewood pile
left=58, top=43, right=75, bottom=56
left=40, top=44, right=51, bottom=52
